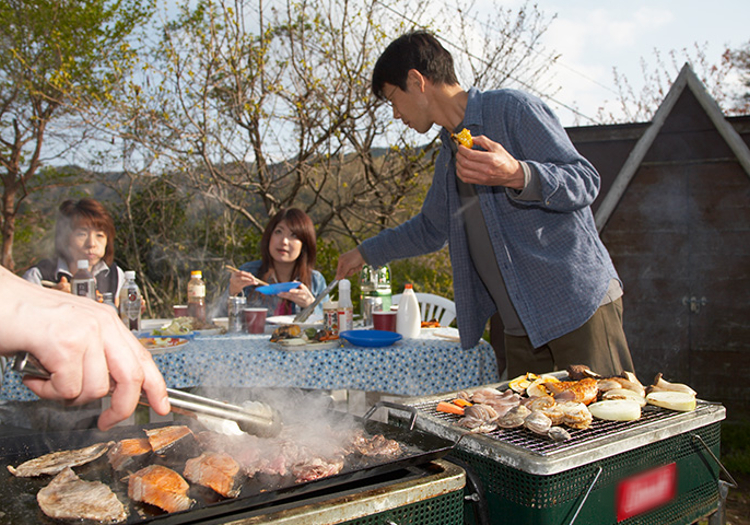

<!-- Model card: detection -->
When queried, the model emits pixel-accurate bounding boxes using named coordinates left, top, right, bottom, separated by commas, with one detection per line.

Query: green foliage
left=722, top=420, right=750, bottom=474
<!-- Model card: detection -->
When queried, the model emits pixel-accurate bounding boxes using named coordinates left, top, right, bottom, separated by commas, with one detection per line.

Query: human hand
left=278, top=282, right=315, bottom=308
left=0, top=267, right=170, bottom=431
left=55, top=276, right=71, bottom=294
left=455, top=135, right=525, bottom=189
left=228, top=269, right=262, bottom=296
left=336, top=248, right=365, bottom=280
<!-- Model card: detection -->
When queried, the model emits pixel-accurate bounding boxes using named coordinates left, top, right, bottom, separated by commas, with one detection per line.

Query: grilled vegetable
left=436, top=401, right=465, bottom=416
left=646, top=391, right=696, bottom=412
left=451, top=128, right=473, bottom=148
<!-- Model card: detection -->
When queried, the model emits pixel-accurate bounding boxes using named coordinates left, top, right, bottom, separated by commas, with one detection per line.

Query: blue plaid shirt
left=359, top=87, right=620, bottom=349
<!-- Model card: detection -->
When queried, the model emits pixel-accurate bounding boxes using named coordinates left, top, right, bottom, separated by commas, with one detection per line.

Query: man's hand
left=336, top=248, right=365, bottom=280
left=455, top=134, right=525, bottom=189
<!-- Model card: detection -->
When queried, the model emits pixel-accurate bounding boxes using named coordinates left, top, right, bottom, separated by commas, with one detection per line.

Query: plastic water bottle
left=187, top=270, right=206, bottom=323
left=119, top=270, right=141, bottom=331
left=396, top=284, right=421, bottom=338
left=70, top=260, right=96, bottom=300
left=337, top=280, right=353, bottom=333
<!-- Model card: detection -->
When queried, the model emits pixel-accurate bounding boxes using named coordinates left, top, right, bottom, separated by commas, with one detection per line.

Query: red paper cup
left=373, top=310, right=397, bottom=332
left=243, top=308, right=268, bottom=334
left=173, top=305, right=188, bottom=318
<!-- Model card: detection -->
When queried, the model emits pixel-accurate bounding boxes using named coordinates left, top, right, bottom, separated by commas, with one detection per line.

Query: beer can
left=227, top=295, right=246, bottom=333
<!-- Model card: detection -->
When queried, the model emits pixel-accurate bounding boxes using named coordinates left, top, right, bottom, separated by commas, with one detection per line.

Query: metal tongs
left=293, top=278, right=339, bottom=323
left=12, top=352, right=282, bottom=437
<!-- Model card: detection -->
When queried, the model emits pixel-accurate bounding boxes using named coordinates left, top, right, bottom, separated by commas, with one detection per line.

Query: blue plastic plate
left=339, top=330, right=403, bottom=348
left=255, top=282, right=300, bottom=295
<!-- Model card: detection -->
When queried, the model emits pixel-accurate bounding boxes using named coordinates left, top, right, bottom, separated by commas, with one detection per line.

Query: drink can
left=361, top=296, right=382, bottom=327
left=227, top=295, right=246, bottom=333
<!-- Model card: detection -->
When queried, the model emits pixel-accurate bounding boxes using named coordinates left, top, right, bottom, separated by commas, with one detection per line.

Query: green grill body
left=454, top=421, right=720, bottom=525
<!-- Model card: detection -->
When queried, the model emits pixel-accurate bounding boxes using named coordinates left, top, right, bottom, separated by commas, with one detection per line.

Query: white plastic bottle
left=70, top=259, right=96, bottom=300
left=337, top=280, right=353, bottom=333
left=119, top=270, right=142, bottom=331
left=396, top=284, right=421, bottom=338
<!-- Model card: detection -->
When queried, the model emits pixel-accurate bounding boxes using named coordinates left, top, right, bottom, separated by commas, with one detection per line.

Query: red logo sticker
left=616, top=463, right=677, bottom=521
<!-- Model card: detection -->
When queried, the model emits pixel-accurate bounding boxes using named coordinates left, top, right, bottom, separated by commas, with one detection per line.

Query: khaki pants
left=504, top=297, right=634, bottom=378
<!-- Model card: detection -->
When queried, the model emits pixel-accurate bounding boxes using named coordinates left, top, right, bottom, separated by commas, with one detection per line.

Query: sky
left=487, top=0, right=750, bottom=126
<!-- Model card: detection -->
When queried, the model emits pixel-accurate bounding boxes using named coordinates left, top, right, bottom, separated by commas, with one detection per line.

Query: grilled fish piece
left=145, top=425, right=199, bottom=457
left=128, top=464, right=194, bottom=514
left=184, top=452, right=241, bottom=498
left=7, top=441, right=114, bottom=477
left=543, top=377, right=599, bottom=405
left=108, top=437, right=153, bottom=472
left=37, top=467, right=127, bottom=524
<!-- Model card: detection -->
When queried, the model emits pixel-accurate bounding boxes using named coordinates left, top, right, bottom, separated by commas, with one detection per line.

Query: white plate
left=275, top=338, right=341, bottom=351
left=433, top=327, right=461, bottom=341
left=266, top=315, right=324, bottom=328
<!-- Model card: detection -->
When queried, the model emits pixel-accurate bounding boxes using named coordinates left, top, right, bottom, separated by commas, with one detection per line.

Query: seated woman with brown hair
left=222, top=208, right=328, bottom=317
left=23, top=198, right=125, bottom=303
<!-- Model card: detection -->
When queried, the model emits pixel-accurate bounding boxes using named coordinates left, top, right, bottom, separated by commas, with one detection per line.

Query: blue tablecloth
left=1, top=332, right=499, bottom=402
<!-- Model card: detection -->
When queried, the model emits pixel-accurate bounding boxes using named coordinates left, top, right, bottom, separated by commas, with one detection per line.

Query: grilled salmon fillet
left=128, top=464, right=194, bottom=513
left=184, top=452, right=241, bottom=498
left=145, top=425, right=199, bottom=457
left=107, top=437, right=153, bottom=472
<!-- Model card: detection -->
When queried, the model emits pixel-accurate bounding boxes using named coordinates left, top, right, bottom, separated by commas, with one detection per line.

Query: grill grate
left=409, top=398, right=698, bottom=456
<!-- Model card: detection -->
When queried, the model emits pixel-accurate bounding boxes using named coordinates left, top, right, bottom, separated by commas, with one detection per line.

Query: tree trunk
left=0, top=184, right=17, bottom=272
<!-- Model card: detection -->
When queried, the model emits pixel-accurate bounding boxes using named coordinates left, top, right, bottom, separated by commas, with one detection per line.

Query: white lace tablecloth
left=1, top=331, right=499, bottom=401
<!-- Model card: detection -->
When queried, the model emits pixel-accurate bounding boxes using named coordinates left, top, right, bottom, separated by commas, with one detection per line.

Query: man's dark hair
left=372, top=31, right=459, bottom=99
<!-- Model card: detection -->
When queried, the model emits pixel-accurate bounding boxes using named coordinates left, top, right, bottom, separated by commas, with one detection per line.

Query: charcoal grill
left=389, top=374, right=728, bottom=525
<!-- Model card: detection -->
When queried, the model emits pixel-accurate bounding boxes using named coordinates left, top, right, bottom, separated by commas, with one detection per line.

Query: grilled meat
left=107, top=437, right=153, bottom=472
left=37, top=467, right=127, bottom=524
left=145, top=425, right=199, bottom=457
left=184, top=452, right=242, bottom=498
left=8, top=441, right=113, bottom=477
left=543, top=377, right=599, bottom=405
left=128, top=464, right=194, bottom=513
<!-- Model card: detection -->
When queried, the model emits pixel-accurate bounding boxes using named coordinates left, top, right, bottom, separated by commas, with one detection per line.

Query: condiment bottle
left=119, top=270, right=141, bottom=331
left=323, top=300, right=339, bottom=336
left=396, top=284, right=421, bottom=338
left=337, top=280, right=353, bottom=333
left=187, top=270, right=207, bottom=323
left=70, top=259, right=96, bottom=300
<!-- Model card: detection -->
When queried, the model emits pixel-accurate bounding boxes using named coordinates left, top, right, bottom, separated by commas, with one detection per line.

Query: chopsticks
left=41, top=280, right=58, bottom=288
left=225, top=265, right=269, bottom=286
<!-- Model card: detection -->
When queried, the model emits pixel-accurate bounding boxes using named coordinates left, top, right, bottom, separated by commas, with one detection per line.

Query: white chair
left=391, top=292, right=456, bottom=326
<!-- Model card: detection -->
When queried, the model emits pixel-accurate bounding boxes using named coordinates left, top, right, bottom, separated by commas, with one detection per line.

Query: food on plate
left=421, top=319, right=441, bottom=328
left=138, top=336, right=189, bottom=351
left=451, top=128, right=473, bottom=148
left=270, top=324, right=302, bottom=342
left=271, top=324, right=339, bottom=346
left=37, top=467, right=128, bottom=523
left=128, top=464, right=194, bottom=513
left=107, top=437, right=153, bottom=472
left=145, top=425, right=200, bottom=457
left=543, top=377, right=599, bottom=405
left=7, top=441, right=114, bottom=477
left=646, top=391, right=697, bottom=412
left=588, top=399, right=642, bottom=421
left=153, top=316, right=224, bottom=335
left=184, top=452, right=242, bottom=498
left=648, top=372, right=697, bottom=396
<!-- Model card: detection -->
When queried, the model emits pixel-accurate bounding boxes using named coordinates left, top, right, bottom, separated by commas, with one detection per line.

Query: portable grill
left=388, top=377, right=727, bottom=525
